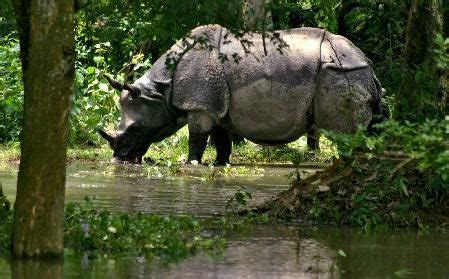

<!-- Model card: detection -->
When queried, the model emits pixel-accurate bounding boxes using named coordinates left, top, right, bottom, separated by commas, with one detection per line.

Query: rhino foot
left=210, top=126, right=232, bottom=166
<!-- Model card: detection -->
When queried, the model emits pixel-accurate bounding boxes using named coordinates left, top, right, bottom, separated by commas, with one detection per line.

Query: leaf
left=235, top=192, right=246, bottom=206
left=86, top=67, right=96, bottom=75
left=338, top=249, right=346, bottom=257
left=99, top=83, right=109, bottom=92
left=393, top=268, right=414, bottom=278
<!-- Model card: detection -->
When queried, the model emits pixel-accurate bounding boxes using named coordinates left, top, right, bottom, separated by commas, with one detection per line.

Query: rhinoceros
left=99, top=24, right=385, bottom=164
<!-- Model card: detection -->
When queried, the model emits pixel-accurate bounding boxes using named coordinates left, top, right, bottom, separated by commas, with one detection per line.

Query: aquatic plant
left=0, top=199, right=225, bottom=260
left=64, top=201, right=225, bottom=259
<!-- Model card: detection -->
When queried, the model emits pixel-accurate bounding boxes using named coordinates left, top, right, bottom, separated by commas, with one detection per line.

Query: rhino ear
left=123, top=83, right=142, bottom=99
left=153, top=79, right=171, bottom=94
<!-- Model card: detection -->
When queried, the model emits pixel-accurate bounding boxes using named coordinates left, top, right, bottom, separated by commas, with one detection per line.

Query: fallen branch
left=388, top=157, right=418, bottom=181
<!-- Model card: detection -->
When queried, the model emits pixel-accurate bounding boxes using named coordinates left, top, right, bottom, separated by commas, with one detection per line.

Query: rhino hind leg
left=307, top=128, right=320, bottom=150
left=187, top=111, right=216, bottom=164
left=210, top=126, right=232, bottom=166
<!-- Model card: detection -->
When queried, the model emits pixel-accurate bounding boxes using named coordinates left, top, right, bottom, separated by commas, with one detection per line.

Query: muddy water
left=1, top=162, right=449, bottom=278
left=1, top=162, right=298, bottom=216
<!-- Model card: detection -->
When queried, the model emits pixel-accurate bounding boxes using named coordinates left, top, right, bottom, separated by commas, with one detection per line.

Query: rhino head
left=99, top=75, right=175, bottom=164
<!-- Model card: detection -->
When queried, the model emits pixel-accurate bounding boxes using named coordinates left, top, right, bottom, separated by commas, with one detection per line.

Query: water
left=1, top=162, right=449, bottom=278
left=1, top=162, right=297, bottom=216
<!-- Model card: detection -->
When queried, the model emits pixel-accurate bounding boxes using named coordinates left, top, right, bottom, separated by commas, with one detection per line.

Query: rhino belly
left=227, top=79, right=313, bottom=143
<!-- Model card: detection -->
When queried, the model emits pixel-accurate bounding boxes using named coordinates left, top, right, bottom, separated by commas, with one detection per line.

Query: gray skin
left=99, top=25, right=385, bottom=165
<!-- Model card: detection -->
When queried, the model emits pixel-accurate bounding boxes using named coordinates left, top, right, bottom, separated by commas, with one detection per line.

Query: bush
left=0, top=33, right=23, bottom=142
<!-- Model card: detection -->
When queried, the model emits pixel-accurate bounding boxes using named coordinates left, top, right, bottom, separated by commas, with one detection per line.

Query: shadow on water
left=1, top=162, right=449, bottom=278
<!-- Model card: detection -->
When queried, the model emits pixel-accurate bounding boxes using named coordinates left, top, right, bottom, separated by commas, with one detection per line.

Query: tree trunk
left=243, top=0, right=272, bottom=31
left=12, top=0, right=74, bottom=257
left=395, top=0, right=444, bottom=120
left=444, top=0, right=449, bottom=37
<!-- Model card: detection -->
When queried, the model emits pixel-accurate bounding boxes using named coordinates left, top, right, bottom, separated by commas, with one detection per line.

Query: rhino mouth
left=112, top=141, right=151, bottom=165
left=98, top=128, right=150, bottom=165
left=112, top=154, right=143, bottom=164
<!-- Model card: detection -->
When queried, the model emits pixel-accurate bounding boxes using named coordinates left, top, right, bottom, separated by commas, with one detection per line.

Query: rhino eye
left=130, top=88, right=141, bottom=99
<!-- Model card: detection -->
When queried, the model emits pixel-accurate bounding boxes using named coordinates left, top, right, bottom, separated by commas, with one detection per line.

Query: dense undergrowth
left=256, top=119, right=449, bottom=229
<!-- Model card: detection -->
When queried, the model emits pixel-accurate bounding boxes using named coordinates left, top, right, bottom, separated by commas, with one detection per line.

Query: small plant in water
left=226, top=187, right=253, bottom=213
left=203, top=165, right=264, bottom=181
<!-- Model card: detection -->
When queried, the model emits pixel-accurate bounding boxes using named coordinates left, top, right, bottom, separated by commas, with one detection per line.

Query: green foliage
left=434, top=34, right=449, bottom=70
left=303, top=119, right=449, bottom=228
left=0, top=0, right=15, bottom=36
left=0, top=199, right=225, bottom=258
left=0, top=194, right=11, bottom=253
left=71, top=39, right=121, bottom=145
left=326, top=119, right=449, bottom=188
left=226, top=187, right=253, bottom=213
left=75, top=0, right=245, bottom=70
left=269, top=0, right=340, bottom=31
left=434, top=34, right=449, bottom=112
left=0, top=34, right=23, bottom=142
left=64, top=200, right=225, bottom=258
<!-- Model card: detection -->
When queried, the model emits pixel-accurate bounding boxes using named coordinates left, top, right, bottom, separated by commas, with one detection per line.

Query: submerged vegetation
left=0, top=195, right=276, bottom=259
left=0, top=199, right=225, bottom=260
left=64, top=201, right=226, bottom=259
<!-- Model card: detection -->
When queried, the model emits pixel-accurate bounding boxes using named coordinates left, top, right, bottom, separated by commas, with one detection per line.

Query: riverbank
left=252, top=120, right=449, bottom=229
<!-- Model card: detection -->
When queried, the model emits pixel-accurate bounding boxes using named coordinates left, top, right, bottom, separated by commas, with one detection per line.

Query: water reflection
left=147, top=225, right=339, bottom=278
left=11, top=257, right=64, bottom=279
left=309, top=228, right=449, bottom=278
left=2, top=226, right=441, bottom=278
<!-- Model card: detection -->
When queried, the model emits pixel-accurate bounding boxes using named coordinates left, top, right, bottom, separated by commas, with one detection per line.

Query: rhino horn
left=98, top=129, right=115, bottom=144
left=103, top=74, right=124, bottom=91
left=123, top=83, right=135, bottom=92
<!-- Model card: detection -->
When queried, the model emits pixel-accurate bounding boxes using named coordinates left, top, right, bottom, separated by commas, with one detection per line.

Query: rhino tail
left=368, top=72, right=389, bottom=133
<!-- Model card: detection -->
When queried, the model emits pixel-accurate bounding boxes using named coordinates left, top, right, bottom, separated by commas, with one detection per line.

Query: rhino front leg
left=187, top=111, right=215, bottom=164
left=210, top=126, right=232, bottom=166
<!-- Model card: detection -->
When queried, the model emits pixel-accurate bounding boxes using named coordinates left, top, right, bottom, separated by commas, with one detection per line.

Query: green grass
left=0, top=128, right=337, bottom=167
